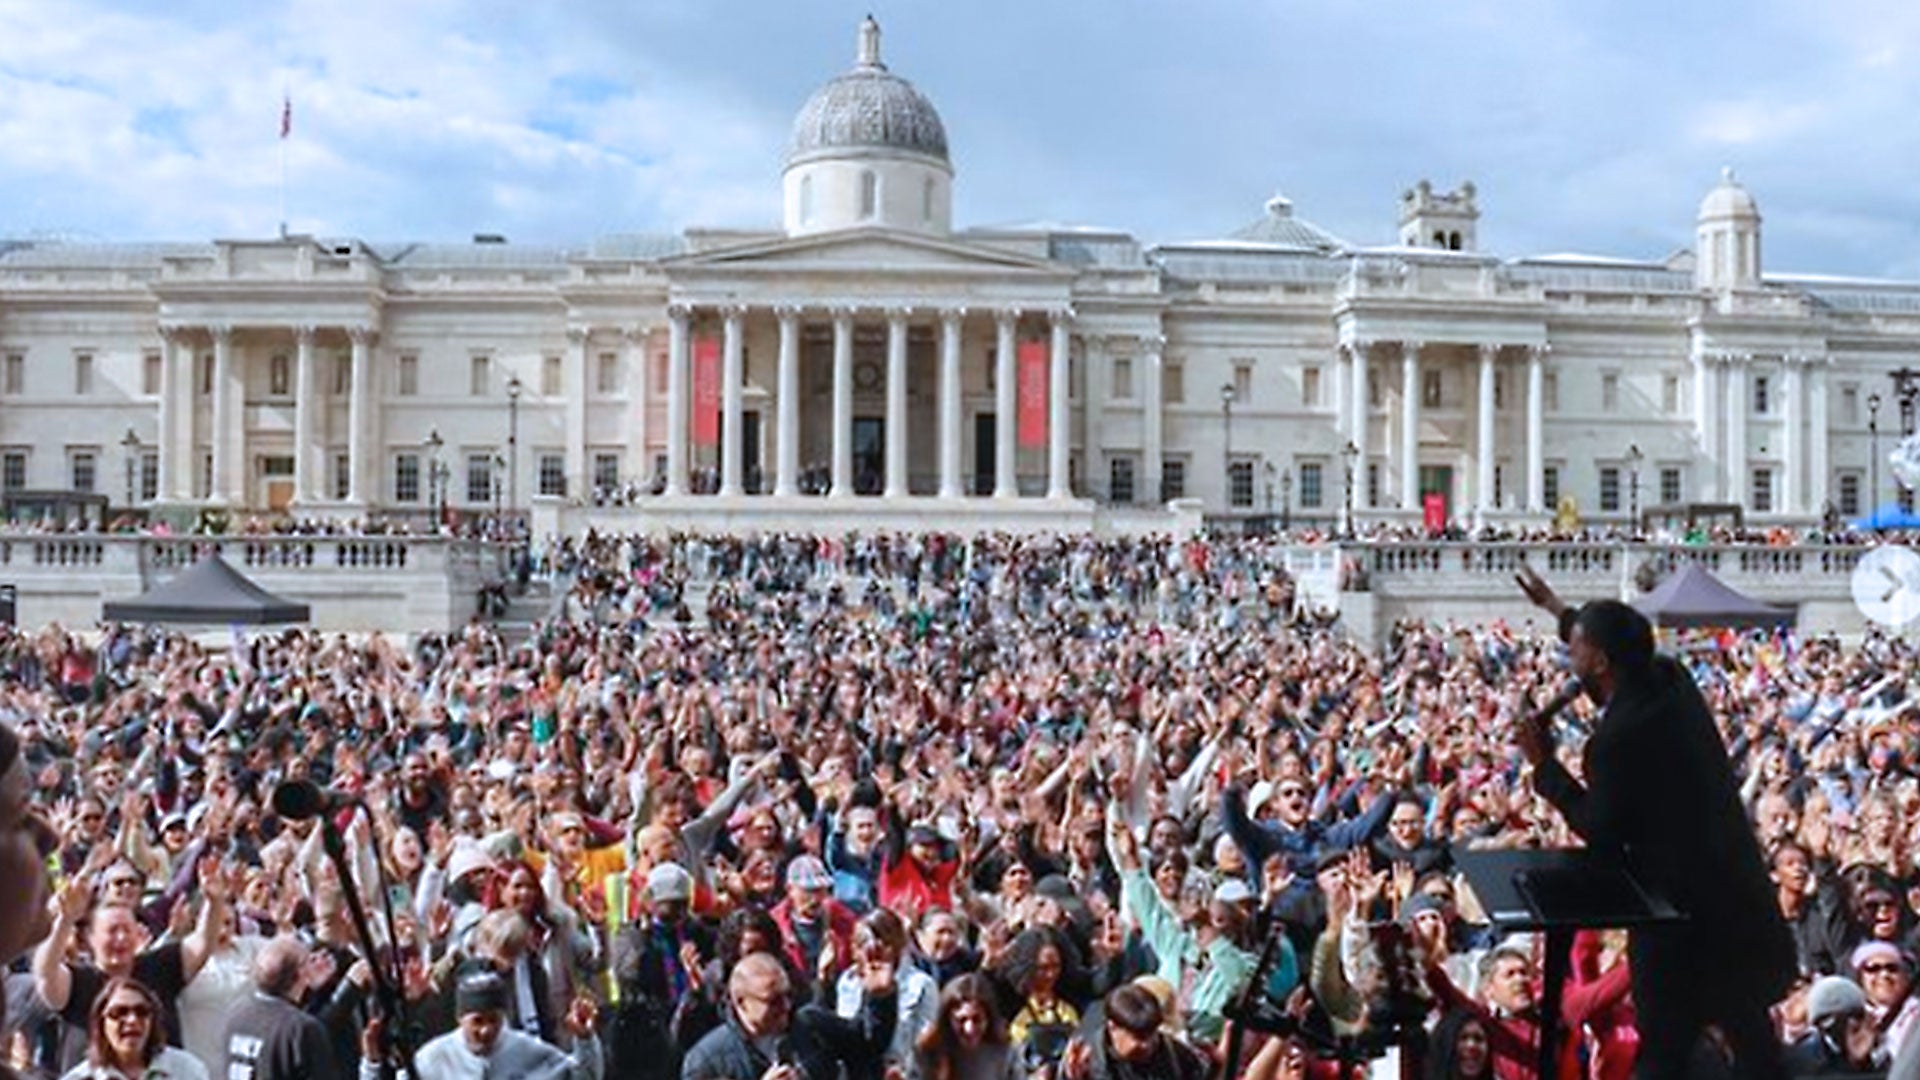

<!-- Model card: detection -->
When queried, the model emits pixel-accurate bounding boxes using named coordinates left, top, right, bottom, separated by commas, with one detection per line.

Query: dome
left=1223, top=192, right=1347, bottom=253
left=785, top=17, right=949, bottom=170
left=1698, top=166, right=1760, bottom=221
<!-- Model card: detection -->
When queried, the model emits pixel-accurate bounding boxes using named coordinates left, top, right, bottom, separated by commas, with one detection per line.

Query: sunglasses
left=105, top=1004, right=153, bottom=1023
left=1861, top=962, right=1906, bottom=976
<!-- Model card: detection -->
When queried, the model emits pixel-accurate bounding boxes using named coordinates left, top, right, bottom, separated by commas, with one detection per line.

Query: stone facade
left=3, top=20, right=1918, bottom=534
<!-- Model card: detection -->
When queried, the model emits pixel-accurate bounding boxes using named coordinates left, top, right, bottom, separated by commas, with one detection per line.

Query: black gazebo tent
left=103, top=552, right=310, bottom=626
left=1632, top=562, right=1794, bottom=630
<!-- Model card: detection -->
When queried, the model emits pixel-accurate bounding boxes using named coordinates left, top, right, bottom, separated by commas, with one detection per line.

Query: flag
left=280, top=94, right=291, bottom=139
left=691, top=336, right=720, bottom=447
left=1016, top=339, right=1047, bottom=449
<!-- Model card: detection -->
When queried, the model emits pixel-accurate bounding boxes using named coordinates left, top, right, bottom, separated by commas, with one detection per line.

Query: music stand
left=1456, top=848, right=1683, bottom=1080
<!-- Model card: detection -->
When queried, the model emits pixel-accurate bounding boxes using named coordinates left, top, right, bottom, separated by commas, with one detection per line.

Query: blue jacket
left=1221, top=784, right=1394, bottom=878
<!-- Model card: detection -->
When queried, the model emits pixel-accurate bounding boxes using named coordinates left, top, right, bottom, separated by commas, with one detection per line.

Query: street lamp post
left=1870, top=392, right=1883, bottom=530
left=425, top=428, right=447, bottom=526
left=1263, top=460, right=1275, bottom=516
left=120, top=427, right=139, bottom=510
left=1626, top=443, right=1643, bottom=534
left=1220, top=382, right=1237, bottom=511
left=490, top=452, right=506, bottom=522
left=1280, top=467, right=1293, bottom=532
left=1341, top=440, right=1359, bottom=538
left=506, top=375, right=522, bottom=532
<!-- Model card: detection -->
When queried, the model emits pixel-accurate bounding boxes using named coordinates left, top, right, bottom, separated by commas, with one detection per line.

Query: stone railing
left=0, top=533, right=514, bottom=633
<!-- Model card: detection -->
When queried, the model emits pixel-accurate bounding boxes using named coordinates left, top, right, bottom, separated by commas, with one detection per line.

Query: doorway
left=973, top=414, right=997, bottom=495
left=852, top=417, right=884, bottom=495
left=1419, top=464, right=1453, bottom=523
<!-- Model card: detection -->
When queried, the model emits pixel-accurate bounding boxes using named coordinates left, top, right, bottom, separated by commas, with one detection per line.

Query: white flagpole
left=278, top=88, right=289, bottom=238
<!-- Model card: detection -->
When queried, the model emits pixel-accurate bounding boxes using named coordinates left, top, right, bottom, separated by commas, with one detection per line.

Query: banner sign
left=691, top=336, right=720, bottom=447
left=1423, top=492, right=1447, bottom=533
left=1017, top=339, right=1048, bottom=449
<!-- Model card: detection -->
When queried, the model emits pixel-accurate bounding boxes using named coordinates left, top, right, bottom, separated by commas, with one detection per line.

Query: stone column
left=158, top=328, right=185, bottom=501
left=1083, top=334, right=1105, bottom=499
left=830, top=309, right=854, bottom=498
left=720, top=307, right=745, bottom=496
left=1692, top=341, right=1720, bottom=501
left=885, top=309, right=909, bottom=498
left=347, top=327, right=374, bottom=505
left=1048, top=311, right=1072, bottom=500
left=938, top=308, right=964, bottom=499
left=567, top=326, right=590, bottom=500
left=775, top=307, right=801, bottom=497
left=625, top=325, right=649, bottom=487
left=1348, top=341, right=1370, bottom=460
left=1477, top=344, right=1498, bottom=513
left=210, top=325, right=236, bottom=504
left=665, top=305, right=690, bottom=497
left=1809, top=357, right=1830, bottom=514
left=1399, top=341, right=1421, bottom=511
left=1724, top=353, right=1749, bottom=508
left=994, top=310, right=1019, bottom=498
left=292, top=326, right=316, bottom=503
left=1143, top=336, right=1165, bottom=504
left=1783, top=355, right=1805, bottom=516
left=1526, top=345, right=1546, bottom=512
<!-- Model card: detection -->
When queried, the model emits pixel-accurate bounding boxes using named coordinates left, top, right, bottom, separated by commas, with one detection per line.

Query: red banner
left=691, top=336, right=720, bottom=447
left=1017, top=339, right=1048, bottom=449
left=1423, top=492, right=1447, bottom=534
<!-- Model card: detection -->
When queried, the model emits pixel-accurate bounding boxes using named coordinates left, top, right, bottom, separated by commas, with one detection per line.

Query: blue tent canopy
left=1851, top=503, right=1920, bottom=531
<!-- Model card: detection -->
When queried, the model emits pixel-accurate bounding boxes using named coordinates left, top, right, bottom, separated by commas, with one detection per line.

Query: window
left=138, top=452, right=158, bottom=502
left=1601, top=372, right=1619, bottom=413
left=985, top=349, right=995, bottom=392
left=1069, top=354, right=1082, bottom=400
left=1113, top=357, right=1134, bottom=400
left=538, top=452, right=566, bottom=497
left=1660, top=466, right=1683, bottom=506
left=1753, top=375, right=1770, bottom=415
left=1163, top=360, right=1185, bottom=404
left=1543, top=371, right=1559, bottom=412
left=597, top=352, right=619, bottom=395
left=3, top=353, right=21, bottom=395
left=1422, top=370, right=1442, bottom=408
left=1751, top=468, right=1774, bottom=513
left=1367, top=463, right=1381, bottom=508
left=1233, top=360, right=1253, bottom=403
left=269, top=354, right=290, bottom=397
left=69, top=449, right=97, bottom=493
left=1662, top=374, right=1681, bottom=415
left=394, top=454, right=421, bottom=503
left=1494, top=464, right=1505, bottom=507
left=332, top=354, right=351, bottom=395
left=466, top=454, right=494, bottom=504
left=1902, top=487, right=1915, bottom=515
left=142, top=352, right=162, bottom=396
left=1, top=451, right=26, bottom=492
left=799, top=174, right=815, bottom=225
left=1599, top=466, right=1620, bottom=513
left=859, top=170, right=877, bottom=219
left=1302, top=366, right=1320, bottom=407
left=593, top=452, right=620, bottom=493
left=469, top=355, right=490, bottom=397
left=333, top=452, right=351, bottom=500
left=1229, top=460, right=1255, bottom=508
left=74, top=354, right=93, bottom=396
left=1843, top=384, right=1859, bottom=426
left=1544, top=465, right=1561, bottom=509
left=1840, top=472, right=1862, bottom=517
left=1109, top=457, right=1135, bottom=504
left=543, top=355, right=563, bottom=396
left=654, top=352, right=669, bottom=395
left=199, top=452, right=212, bottom=498
left=397, top=355, right=419, bottom=397
left=1161, top=459, right=1186, bottom=501
left=1299, top=462, right=1324, bottom=508
left=1368, top=370, right=1381, bottom=408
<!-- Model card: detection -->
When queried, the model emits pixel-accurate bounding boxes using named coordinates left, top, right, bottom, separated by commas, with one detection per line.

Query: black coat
left=1533, top=649, right=1796, bottom=1015
left=678, top=988, right=896, bottom=1080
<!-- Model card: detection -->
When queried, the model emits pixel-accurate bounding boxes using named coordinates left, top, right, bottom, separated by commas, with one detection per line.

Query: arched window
left=799, top=174, right=815, bottom=225
left=1432, top=231, right=1445, bottom=247
left=1449, top=231, right=1462, bottom=250
left=860, top=170, right=877, bottom=219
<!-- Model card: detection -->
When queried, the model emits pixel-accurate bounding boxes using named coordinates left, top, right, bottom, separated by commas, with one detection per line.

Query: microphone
left=1530, top=678, right=1586, bottom=733
left=271, top=779, right=358, bottom=822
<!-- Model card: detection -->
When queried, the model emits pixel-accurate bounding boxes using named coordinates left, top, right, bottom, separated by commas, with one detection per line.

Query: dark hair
left=1104, top=983, right=1163, bottom=1037
left=87, top=976, right=167, bottom=1071
left=1425, top=1007, right=1491, bottom=1080
left=1572, top=601, right=1654, bottom=674
left=916, top=974, right=1008, bottom=1080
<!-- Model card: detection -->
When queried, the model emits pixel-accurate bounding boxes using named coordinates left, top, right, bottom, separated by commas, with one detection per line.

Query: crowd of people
left=0, top=528, right=1919, bottom=1079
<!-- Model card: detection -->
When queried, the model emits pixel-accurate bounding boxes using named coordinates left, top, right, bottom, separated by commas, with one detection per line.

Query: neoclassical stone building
left=3, top=17, right=1918, bottom=534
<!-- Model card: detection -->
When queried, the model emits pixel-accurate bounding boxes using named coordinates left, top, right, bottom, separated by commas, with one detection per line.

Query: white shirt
left=177, top=935, right=267, bottom=1074
left=61, top=1046, right=210, bottom=1080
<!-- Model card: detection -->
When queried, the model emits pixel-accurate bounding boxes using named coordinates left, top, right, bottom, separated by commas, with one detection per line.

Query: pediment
left=668, top=227, right=1061, bottom=275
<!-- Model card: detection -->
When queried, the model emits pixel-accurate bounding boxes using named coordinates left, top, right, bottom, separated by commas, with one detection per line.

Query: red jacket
left=1563, top=931, right=1638, bottom=1080
left=877, top=853, right=960, bottom=919
left=769, top=896, right=857, bottom=983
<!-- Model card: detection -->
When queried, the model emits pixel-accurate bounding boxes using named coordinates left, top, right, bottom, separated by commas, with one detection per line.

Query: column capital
left=1048, top=305, right=1074, bottom=325
left=1477, top=342, right=1502, bottom=362
left=939, top=306, right=966, bottom=325
left=773, top=304, right=804, bottom=322
left=1344, top=339, right=1373, bottom=358
left=158, top=325, right=191, bottom=345
left=1141, top=333, right=1167, bottom=354
left=623, top=323, right=651, bottom=343
left=720, top=304, right=748, bottom=321
left=347, top=326, right=378, bottom=348
left=1401, top=340, right=1423, bottom=361
left=209, top=324, right=234, bottom=345
left=995, top=307, right=1021, bottom=328
left=567, top=325, right=592, bottom=345
left=886, top=306, right=913, bottom=325
left=293, top=325, right=318, bottom=346
left=830, top=305, right=856, bottom=326
left=667, top=301, right=695, bottom=321
left=1527, top=343, right=1549, bottom=362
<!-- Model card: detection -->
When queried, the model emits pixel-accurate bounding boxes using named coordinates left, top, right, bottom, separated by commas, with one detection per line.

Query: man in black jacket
left=680, top=951, right=896, bottom=1080
left=222, top=936, right=340, bottom=1080
left=1515, top=570, right=1796, bottom=1080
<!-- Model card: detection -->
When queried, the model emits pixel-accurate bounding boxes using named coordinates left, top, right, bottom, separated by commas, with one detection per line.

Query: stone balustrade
left=0, top=534, right=512, bottom=633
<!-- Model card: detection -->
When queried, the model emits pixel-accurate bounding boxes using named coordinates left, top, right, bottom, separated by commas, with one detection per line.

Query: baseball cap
left=786, top=855, right=833, bottom=891
left=647, top=862, right=693, bottom=903
left=455, top=969, right=511, bottom=1017
left=1806, top=975, right=1868, bottom=1025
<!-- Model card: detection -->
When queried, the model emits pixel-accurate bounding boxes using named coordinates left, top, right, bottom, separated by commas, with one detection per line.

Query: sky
left=6, top=1, right=1920, bottom=278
